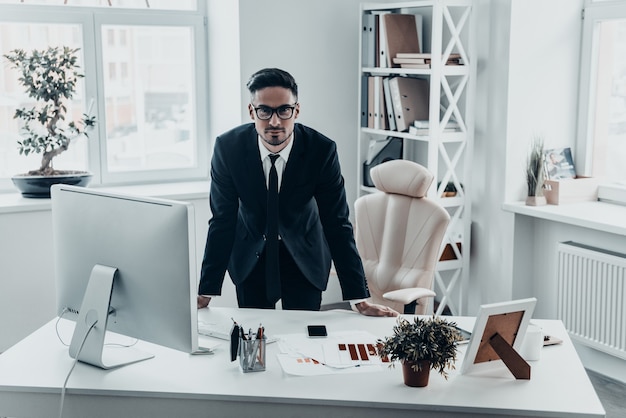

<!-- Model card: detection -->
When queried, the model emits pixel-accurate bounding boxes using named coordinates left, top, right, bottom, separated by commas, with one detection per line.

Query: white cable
left=56, top=307, right=138, bottom=348
left=105, top=339, right=139, bottom=348
left=55, top=308, right=71, bottom=346
left=58, top=320, right=96, bottom=418
left=55, top=308, right=138, bottom=417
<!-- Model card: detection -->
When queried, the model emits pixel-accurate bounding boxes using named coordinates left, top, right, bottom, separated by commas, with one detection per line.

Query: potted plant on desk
left=378, top=316, right=462, bottom=387
left=3, top=46, right=96, bottom=198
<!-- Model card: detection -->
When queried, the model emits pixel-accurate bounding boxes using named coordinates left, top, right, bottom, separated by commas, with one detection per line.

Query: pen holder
left=238, top=336, right=266, bottom=373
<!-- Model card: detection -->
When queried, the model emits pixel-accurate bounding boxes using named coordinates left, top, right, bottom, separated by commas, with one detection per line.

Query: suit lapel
left=243, top=128, right=267, bottom=204
left=281, top=125, right=307, bottom=195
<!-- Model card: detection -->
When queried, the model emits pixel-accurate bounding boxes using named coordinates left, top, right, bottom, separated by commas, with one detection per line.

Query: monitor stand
left=69, top=264, right=154, bottom=369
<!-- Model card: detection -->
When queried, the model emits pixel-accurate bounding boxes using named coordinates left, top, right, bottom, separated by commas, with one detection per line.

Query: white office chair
left=354, top=159, right=450, bottom=315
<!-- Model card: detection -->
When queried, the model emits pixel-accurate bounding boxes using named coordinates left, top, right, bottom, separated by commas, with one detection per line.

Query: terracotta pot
left=402, top=360, right=431, bottom=387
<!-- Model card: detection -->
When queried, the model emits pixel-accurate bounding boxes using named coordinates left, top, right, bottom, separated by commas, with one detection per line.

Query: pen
left=256, top=325, right=265, bottom=367
left=230, top=322, right=240, bottom=362
left=249, top=340, right=258, bottom=369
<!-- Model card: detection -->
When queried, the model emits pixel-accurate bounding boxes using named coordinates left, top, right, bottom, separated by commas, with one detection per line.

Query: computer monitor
left=51, top=184, right=200, bottom=369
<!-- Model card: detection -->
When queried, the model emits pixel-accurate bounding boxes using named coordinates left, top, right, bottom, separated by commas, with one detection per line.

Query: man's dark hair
left=246, top=68, right=298, bottom=101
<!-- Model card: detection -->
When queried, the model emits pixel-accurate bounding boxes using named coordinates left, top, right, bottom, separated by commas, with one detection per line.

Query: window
left=102, top=24, right=196, bottom=173
left=577, top=0, right=626, bottom=185
left=0, top=2, right=208, bottom=192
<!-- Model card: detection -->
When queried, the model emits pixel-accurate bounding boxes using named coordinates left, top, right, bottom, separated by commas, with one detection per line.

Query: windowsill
left=502, top=200, right=626, bottom=237
left=0, top=180, right=210, bottom=215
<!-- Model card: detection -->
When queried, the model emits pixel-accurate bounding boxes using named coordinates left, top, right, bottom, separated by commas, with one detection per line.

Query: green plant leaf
left=4, top=46, right=96, bottom=173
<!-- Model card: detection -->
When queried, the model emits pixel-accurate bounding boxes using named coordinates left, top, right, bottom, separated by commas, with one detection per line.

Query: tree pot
left=402, top=360, right=431, bottom=387
left=11, top=171, right=92, bottom=198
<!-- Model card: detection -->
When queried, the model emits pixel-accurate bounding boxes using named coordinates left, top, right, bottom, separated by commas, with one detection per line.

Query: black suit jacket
left=198, top=123, right=369, bottom=301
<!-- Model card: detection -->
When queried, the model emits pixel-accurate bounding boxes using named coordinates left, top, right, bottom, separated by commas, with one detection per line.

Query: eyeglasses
left=252, top=103, right=297, bottom=120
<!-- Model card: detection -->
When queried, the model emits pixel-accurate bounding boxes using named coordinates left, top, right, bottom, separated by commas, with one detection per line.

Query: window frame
left=0, top=3, right=209, bottom=191
left=576, top=0, right=626, bottom=179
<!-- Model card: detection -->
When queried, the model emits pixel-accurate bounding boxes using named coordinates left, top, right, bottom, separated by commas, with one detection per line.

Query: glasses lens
left=277, top=106, right=294, bottom=119
left=256, top=106, right=272, bottom=120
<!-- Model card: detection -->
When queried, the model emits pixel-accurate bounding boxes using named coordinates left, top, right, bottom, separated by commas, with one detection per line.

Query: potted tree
left=4, top=46, right=96, bottom=198
left=377, top=316, right=463, bottom=387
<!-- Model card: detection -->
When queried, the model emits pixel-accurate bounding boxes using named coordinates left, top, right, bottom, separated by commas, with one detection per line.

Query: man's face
left=248, top=86, right=299, bottom=152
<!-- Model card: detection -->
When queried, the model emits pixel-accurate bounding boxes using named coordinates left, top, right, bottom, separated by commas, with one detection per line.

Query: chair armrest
left=382, top=288, right=436, bottom=305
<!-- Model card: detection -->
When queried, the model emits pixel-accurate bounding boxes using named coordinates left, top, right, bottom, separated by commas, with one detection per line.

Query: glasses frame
left=252, top=103, right=298, bottom=120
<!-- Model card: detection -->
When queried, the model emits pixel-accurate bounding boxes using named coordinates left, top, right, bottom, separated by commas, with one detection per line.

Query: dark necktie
left=266, top=154, right=280, bottom=303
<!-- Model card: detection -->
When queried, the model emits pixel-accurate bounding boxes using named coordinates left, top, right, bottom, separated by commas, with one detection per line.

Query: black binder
left=362, top=137, right=403, bottom=187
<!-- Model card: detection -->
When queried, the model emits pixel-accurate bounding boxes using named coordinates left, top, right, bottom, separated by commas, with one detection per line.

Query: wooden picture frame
left=460, top=298, right=537, bottom=379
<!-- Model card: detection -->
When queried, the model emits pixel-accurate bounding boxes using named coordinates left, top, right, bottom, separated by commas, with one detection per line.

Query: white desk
left=0, top=308, right=605, bottom=418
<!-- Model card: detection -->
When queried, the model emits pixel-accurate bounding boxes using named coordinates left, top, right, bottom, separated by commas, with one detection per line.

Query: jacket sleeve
left=314, top=142, right=370, bottom=300
left=198, top=137, right=239, bottom=295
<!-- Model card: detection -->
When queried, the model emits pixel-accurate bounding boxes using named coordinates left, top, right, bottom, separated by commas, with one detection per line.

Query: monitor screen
left=51, top=184, right=200, bottom=368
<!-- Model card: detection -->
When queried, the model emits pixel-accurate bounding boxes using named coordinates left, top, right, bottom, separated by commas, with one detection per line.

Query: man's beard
left=262, top=128, right=293, bottom=147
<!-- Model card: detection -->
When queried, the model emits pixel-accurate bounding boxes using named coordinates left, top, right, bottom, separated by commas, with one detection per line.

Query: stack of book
left=392, top=53, right=464, bottom=69
left=445, top=53, right=463, bottom=65
left=408, top=119, right=460, bottom=136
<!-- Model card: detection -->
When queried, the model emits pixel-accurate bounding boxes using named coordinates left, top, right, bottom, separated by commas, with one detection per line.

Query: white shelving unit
left=357, top=0, right=475, bottom=315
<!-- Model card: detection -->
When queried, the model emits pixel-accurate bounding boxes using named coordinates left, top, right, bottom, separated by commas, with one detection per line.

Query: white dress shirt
left=257, top=134, right=294, bottom=190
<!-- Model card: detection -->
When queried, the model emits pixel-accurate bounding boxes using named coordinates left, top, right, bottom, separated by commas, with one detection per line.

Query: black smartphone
left=307, top=325, right=328, bottom=337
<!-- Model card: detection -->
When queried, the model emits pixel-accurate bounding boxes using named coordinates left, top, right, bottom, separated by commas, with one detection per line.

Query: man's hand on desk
left=354, top=301, right=399, bottom=317
left=197, top=295, right=212, bottom=309
left=196, top=295, right=398, bottom=316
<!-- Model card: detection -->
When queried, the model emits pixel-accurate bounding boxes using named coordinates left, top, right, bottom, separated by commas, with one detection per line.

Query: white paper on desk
left=275, top=331, right=387, bottom=376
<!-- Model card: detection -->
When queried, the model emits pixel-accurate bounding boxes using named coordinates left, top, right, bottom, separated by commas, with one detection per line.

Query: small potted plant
left=377, top=316, right=463, bottom=387
left=525, top=136, right=546, bottom=206
left=4, top=46, right=96, bottom=198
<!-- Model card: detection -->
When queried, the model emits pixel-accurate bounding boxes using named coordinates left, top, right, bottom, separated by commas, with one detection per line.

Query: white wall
left=506, top=0, right=582, bottom=199
left=237, top=0, right=364, bottom=212
left=470, top=0, right=584, bottom=311
left=505, top=0, right=584, bottom=303
left=206, top=0, right=242, bottom=141
left=471, top=0, right=516, bottom=309
left=0, top=210, right=56, bottom=351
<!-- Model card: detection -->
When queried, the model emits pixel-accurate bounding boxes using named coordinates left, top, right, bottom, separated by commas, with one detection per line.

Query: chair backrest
left=354, top=160, right=450, bottom=314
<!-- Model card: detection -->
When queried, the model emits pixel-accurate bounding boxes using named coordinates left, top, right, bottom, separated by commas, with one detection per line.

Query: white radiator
left=557, top=241, right=626, bottom=360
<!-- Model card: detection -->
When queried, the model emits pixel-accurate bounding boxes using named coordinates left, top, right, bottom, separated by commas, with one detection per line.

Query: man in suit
left=198, top=68, right=397, bottom=317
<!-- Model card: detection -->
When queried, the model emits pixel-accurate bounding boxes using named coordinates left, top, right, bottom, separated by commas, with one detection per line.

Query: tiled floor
left=587, top=369, right=626, bottom=418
